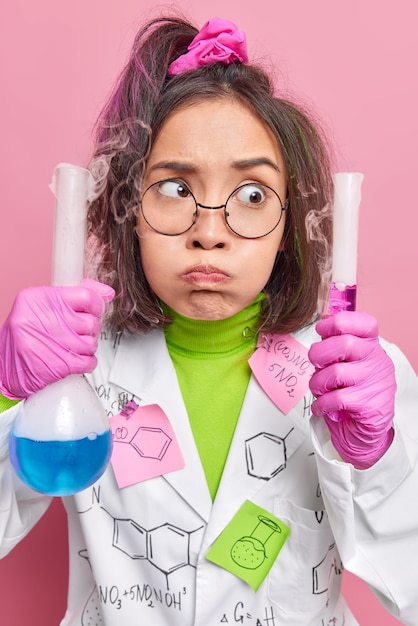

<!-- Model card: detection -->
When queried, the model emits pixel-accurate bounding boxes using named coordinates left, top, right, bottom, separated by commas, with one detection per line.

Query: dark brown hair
left=87, top=16, right=334, bottom=334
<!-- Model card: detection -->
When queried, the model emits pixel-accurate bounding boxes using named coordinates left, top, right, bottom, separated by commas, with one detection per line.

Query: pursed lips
left=181, top=264, right=231, bottom=285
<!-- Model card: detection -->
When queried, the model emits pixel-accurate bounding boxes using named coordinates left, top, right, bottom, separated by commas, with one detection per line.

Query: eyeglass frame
left=139, top=179, right=289, bottom=240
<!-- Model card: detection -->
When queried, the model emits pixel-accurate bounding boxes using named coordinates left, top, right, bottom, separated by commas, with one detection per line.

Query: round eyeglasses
left=139, top=179, right=288, bottom=239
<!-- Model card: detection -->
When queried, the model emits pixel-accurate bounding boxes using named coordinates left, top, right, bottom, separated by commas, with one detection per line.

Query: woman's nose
left=186, top=204, right=231, bottom=249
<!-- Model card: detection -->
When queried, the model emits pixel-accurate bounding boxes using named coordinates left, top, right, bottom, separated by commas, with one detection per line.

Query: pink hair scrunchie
left=168, top=17, right=248, bottom=76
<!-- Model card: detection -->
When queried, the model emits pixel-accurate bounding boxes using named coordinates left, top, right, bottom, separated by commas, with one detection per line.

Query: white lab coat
left=1, top=325, right=418, bottom=626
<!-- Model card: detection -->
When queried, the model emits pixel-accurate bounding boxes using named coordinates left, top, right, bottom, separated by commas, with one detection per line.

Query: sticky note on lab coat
left=110, top=403, right=185, bottom=488
left=206, top=500, right=290, bottom=591
left=249, top=333, right=314, bottom=414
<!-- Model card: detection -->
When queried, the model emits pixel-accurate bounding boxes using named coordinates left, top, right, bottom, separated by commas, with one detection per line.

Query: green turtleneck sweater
left=162, top=295, right=263, bottom=500
left=0, top=395, right=18, bottom=412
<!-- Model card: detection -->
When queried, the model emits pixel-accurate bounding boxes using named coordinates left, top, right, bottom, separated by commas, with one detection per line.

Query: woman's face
left=136, top=98, right=287, bottom=320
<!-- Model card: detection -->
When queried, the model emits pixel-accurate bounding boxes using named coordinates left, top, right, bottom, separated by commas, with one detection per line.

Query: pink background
left=0, top=0, right=416, bottom=623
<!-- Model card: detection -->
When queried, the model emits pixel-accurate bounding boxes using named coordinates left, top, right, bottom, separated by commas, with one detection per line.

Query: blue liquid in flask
left=9, top=430, right=112, bottom=496
left=9, top=375, right=113, bottom=495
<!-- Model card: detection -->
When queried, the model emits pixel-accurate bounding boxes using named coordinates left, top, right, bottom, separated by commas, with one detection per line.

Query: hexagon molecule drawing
left=112, top=517, right=205, bottom=585
left=130, top=426, right=172, bottom=460
left=245, top=429, right=294, bottom=480
left=112, top=399, right=173, bottom=461
left=312, top=542, right=343, bottom=595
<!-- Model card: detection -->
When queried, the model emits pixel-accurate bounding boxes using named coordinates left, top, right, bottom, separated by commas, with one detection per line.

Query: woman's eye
left=236, top=184, right=267, bottom=205
left=158, top=180, right=190, bottom=199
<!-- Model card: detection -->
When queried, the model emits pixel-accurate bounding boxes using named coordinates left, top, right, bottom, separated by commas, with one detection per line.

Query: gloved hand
left=308, top=311, right=396, bottom=469
left=0, top=279, right=115, bottom=400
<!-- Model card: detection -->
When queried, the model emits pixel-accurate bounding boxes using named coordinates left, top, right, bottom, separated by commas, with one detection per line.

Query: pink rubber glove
left=308, top=311, right=396, bottom=469
left=0, top=279, right=115, bottom=400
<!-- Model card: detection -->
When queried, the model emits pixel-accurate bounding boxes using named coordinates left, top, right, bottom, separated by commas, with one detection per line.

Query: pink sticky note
left=249, top=333, right=314, bottom=414
left=109, top=403, right=185, bottom=488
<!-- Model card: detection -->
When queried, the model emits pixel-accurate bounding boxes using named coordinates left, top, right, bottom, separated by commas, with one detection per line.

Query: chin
left=183, top=292, right=238, bottom=321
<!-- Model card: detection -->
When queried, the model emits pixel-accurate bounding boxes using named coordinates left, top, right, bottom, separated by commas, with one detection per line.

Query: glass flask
left=9, top=164, right=112, bottom=496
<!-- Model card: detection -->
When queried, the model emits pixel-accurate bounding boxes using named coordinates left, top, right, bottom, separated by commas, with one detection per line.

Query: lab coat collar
left=108, top=330, right=213, bottom=522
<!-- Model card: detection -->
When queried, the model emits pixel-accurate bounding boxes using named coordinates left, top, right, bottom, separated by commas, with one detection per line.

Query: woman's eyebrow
left=146, top=160, right=197, bottom=174
left=231, top=157, right=282, bottom=173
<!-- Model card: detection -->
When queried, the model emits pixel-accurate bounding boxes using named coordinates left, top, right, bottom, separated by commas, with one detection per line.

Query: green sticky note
left=206, top=500, right=290, bottom=591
